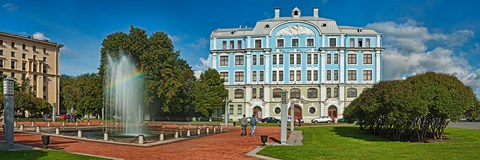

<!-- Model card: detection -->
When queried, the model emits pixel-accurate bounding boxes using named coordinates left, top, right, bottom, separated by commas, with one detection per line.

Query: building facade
left=209, top=7, right=383, bottom=122
left=0, top=32, right=63, bottom=113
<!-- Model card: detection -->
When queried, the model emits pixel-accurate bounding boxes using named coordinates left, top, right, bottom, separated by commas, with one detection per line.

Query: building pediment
left=276, top=25, right=314, bottom=36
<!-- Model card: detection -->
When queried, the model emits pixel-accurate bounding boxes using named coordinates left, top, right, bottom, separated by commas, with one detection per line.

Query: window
left=327, top=54, right=331, bottom=64
left=290, top=54, right=294, bottom=64
left=11, top=51, right=15, bottom=57
left=296, top=54, right=301, bottom=64
left=273, top=55, right=277, bottom=64
left=348, top=54, right=357, bottom=64
left=309, top=107, right=316, bottom=114
left=307, top=54, right=312, bottom=64
left=347, top=88, right=357, bottom=98
left=275, top=107, right=281, bottom=114
left=43, top=48, right=47, bottom=53
left=33, top=46, right=37, bottom=52
left=307, top=38, right=314, bottom=47
left=235, top=71, right=244, bottom=82
left=0, top=50, right=3, bottom=55
left=307, top=88, right=318, bottom=98
left=259, top=71, right=264, bottom=81
left=0, top=60, right=3, bottom=67
left=259, top=88, right=264, bottom=99
left=350, top=38, right=355, bottom=47
left=334, top=70, right=339, bottom=81
left=363, top=70, right=372, bottom=81
left=229, top=105, right=234, bottom=115
left=366, top=38, right=370, bottom=47
left=11, top=61, right=15, bottom=69
left=279, top=55, right=284, bottom=65
left=252, top=88, right=257, bottom=99
left=237, top=40, right=242, bottom=49
left=43, top=64, right=47, bottom=73
left=220, top=72, right=228, bottom=82
left=314, top=70, right=318, bottom=81
left=358, top=39, right=363, bottom=47
left=22, top=44, right=26, bottom=50
left=22, top=74, right=26, bottom=79
left=255, top=39, right=262, bottom=48
left=22, top=53, right=26, bottom=59
left=277, top=39, right=284, bottom=47
left=220, top=56, right=228, bottom=66
left=279, top=71, right=284, bottom=81
left=290, top=70, right=294, bottom=81
left=252, top=71, right=257, bottom=81
left=229, top=40, right=234, bottom=49
left=273, top=88, right=283, bottom=98
left=327, top=88, right=332, bottom=98
left=363, top=54, right=372, bottom=64
left=259, top=55, right=264, bottom=65
left=33, top=63, right=37, bottom=72
left=43, top=86, right=47, bottom=92
left=334, top=54, right=338, bottom=64
left=292, top=38, right=299, bottom=47
left=222, top=41, right=227, bottom=49
left=307, top=70, right=312, bottom=81
left=290, top=88, right=300, bottom=99
left=235, top=55, right=244, bottom=65
left=314, top=54, right=318, bottom=64
left=237, top=105, right=242, bottom=115
left=272, top=71, right=277, bottom=81
left=22, top=62, right=26, bottom=70
left=234, top=89, right=244, bottom=99
left=334, top=87, right=339, bottom=98
left=0, top=40, right=2, bottom=46
left=329, top=38, right=336, bottom=47
left=11, top=42, right=15, bottom=48
left=327, top=70, right=331, bottom=81
left=252, top=55, right=257, bottom=65
left=296, top=70, right=301, bottom=81
left=11, top=72, right=14, bottom=78
left=348, top=70, right=357, bottom=81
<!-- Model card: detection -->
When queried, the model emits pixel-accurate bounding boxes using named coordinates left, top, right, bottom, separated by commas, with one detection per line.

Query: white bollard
left=36, top=126, right=40, bottom=133
left=206, top=127, right=209, bottom=134
left=104, top=132, right=109, bottom=141
left=78, top=130, right=83, bottom=138
left=187, top=130, right=191, bottom=137
left=19, top=124, right=24, bottom=131
left=75, top=121, right=79, bottom=126
left=197, top=128, right=201, bottom=135
left=220, top=126, right=223, bottom=132
left=47, top=121, right=51, bottom=127
left=160, top=133, right=164, bottom=141
left=55, top=127, right=60, bottom=135
left=138, top=135, right=145, bottom=144
left=14, top=121, right=17, bottom=127
left=175, top=131, right=179, bottom=138
left=31, top=121, right=35, bottom=126
left=213, top=127, right=216, bottom=133
left=62, top=121, right=65, bottom=126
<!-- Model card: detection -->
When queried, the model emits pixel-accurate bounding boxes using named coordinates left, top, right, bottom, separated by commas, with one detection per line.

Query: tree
left=193, top=69, right=228, bottom=117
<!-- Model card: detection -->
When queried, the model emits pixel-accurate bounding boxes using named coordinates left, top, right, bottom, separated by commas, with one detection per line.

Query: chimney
left=274, top=8, right=280, bottom=19
left=313, top=7, right=319, bottom=17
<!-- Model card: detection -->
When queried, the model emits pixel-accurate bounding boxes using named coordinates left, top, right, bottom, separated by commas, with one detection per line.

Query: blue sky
left=1, top=0, right=479, bottom=98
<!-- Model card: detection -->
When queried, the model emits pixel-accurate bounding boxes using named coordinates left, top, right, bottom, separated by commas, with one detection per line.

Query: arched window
left=307, top=88, right=318, bottom=98
left=290, top=88, right=300, bottom=99
left=326, top=88, right=332, bottom=98
left=273, top=88, right=283, bottom=98
left=234, top=89, right=244, bottom=99
left=347, top=88, right=357, bottom=98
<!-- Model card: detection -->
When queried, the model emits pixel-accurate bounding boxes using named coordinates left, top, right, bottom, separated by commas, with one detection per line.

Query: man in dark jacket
left=240, top=115, right=247, bottom=136
left=250, top=114, right=257, bottom=136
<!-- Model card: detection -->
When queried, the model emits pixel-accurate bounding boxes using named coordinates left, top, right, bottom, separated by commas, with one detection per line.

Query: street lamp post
left=224, top=98, right=231, bottom=126
left=3, top=77, right=15, bottom=148
left=280, top=90, right=288, bottom=144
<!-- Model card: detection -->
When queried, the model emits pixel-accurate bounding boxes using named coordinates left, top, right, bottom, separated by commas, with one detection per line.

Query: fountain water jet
left=104, top=54, right=145, bottom=136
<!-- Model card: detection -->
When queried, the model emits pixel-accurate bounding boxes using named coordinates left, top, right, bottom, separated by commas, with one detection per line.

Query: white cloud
left=2, top=3, right=18, bottom=11
left=194, top=55, right=211, bottom=78
left=366, top=20, right=480, bottom=94
left=168, top=34, right=180, bottom=42
left=32, top=32, right=50, bottom=41
left=60, top=47, right=79, bottom=59
left=186, top=38, right=208, bottom=50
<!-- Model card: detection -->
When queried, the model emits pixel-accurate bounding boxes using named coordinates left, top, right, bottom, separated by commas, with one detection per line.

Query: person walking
left=240, top=115, right=247, bottom=136
left=250, top=114, right=257, bottom=136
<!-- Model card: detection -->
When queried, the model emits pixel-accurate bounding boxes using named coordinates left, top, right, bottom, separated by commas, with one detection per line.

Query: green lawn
left=0, top=149, right=109, bottom=160
left=258, top=126, right=480, bottom=160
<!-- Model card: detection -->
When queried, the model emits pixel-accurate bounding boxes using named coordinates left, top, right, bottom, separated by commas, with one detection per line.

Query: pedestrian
left=250, top=114, right=257, bottom=136
left=298, top=117, right=302, bottom=127
left=240, top=114, right=247, bottom=136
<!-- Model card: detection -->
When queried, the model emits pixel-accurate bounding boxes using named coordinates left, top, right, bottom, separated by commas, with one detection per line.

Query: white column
left=266, top=36, right=270, bottom=48
left=265, top=52, right=270, bottom=83
left=322, top=35, right=325, bottom=47
left=339, top=85, right=344, bottom=101
left=212, top=53, right=217, bottom=69
left=376, top=51, right=381, bottom=82
left=213, top=38, right=217, bottom=50
left=246, top=86, right=252, bottom=102
left=339, top=51, right=345, bottom=83
left=340, top=35, right=344, bottom=47
left=246, top=52, right=252, bottom=84
left=247, top=36, right=251, bottom=48
left=321, top=51, right=326, bottom=83
left=264, top=85, right=270, bottom=102
left=376, top=35, right=381, bottom=47
left=320, top=102, right=325, bottom=116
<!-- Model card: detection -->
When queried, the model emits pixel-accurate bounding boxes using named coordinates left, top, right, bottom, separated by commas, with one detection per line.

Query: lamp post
left=224, top=98, right=231, bottom=126
left=280, top=90, right=288, bottom=144
left=3, top=77, right=15, bottom=148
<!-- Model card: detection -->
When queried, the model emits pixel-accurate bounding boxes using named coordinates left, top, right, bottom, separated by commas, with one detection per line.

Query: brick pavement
left=3, top=126, right=281, bottom=160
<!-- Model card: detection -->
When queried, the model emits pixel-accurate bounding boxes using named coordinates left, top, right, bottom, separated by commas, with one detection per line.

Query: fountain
left=104, top=54, right=145, bottom=136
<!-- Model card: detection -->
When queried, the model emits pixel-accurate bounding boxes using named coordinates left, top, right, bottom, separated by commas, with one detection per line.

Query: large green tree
left=192, top=68, right=228, bottom=117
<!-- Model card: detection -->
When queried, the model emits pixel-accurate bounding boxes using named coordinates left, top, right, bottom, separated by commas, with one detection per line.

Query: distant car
left=287, top=116, right=304, bottom=123
left=261, top=117, right=280, bottom=123
left=311, top=116, right=332, bottom=123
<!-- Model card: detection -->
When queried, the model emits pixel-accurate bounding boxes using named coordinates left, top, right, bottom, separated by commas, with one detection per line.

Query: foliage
left=60, top=73, right=102, bottom=116
left=259, top=126, right=480, bottom=160
left=344, top=72, right=478, bottom=141
left=192, top=68, right=228, bottom=116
